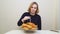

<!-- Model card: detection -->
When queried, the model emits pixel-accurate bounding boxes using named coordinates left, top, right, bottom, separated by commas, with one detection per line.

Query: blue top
left=17, top=12, right=41, bottom=30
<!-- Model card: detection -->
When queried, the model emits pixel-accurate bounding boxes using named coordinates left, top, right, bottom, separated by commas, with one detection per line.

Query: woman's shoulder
left=36, top=14, right=41, bottom=18
left=22, top=12, right=29, bottom=16
left=23, top=12, right=29, bottom=14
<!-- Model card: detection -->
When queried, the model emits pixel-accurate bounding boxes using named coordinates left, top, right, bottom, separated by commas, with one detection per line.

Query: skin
left=22, top=4, right=37, bottom=22
left=30, top=4, right=37, bottom=16
left=21, top=4, right=38, bottom=30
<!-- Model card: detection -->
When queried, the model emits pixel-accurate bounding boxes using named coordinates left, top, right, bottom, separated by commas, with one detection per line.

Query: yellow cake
left=21, top=22, right=37, bottom=31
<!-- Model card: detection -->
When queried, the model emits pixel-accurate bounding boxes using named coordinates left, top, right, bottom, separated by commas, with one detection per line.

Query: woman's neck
left=30, top=13, right=35, bottom=16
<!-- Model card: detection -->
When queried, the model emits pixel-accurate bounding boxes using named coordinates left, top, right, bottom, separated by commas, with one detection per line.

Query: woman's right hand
left=21, top=16, right=31, bottom=22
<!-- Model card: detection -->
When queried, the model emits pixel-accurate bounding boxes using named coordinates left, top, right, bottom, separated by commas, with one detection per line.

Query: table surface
left=5, top=30, right=59, bottom=34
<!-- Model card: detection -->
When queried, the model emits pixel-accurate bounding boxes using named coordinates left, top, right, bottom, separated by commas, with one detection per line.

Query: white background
left=0, top=0, right=59, bottom=34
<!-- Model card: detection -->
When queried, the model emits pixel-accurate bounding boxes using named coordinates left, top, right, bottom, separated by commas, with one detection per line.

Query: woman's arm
left=17, top=13, right=26, bottom=26
left=17, top=12, right=30, bottom=26
left=37, top=15, right=41, bottom=30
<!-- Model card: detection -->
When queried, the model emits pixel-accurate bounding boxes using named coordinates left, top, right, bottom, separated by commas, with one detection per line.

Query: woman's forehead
left=32, top=4, right=37, bottom=7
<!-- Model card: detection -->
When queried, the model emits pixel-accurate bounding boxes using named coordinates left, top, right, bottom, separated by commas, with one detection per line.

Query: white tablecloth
left=5, top=30, right=59, bottom=34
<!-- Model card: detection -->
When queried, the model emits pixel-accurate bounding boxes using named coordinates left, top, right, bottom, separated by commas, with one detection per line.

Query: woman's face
left=30, top=4, right=37, bottom=14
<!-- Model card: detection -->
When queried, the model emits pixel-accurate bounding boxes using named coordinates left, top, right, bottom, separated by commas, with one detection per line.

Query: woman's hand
left=22, top=16, right=30, bottom=22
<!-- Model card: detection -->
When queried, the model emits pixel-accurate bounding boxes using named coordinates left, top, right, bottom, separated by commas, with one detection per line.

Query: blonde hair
left=28, top=2, right=39, bottom=14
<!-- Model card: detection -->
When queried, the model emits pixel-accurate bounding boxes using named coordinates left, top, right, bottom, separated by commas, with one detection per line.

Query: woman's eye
left=31, top=7, right=37, bottom=9
left=34, top=7, right=37, bottom=9
left=34, top=8, right=36, bottom=9
left=31, top=7, right=33, bottom=8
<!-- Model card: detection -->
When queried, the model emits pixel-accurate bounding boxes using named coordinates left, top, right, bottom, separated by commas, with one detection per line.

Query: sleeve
left=17, top=13, right=26, bottom=26
left=38, top=15, right=41, bottom=30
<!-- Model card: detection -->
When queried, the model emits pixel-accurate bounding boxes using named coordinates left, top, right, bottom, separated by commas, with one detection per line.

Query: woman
left=17, top=2, right=41, bottom=30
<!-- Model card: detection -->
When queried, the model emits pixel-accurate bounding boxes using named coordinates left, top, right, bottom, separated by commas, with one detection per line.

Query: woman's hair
left=28, top=2, right=39, bottom=14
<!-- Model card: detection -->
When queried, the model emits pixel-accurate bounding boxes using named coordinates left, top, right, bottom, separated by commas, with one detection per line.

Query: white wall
left=39, top=0, right=57, bottom=30
left=0, top=0, right=58, bottom=34
left=57, top=0, right=60, bottom=30
left=0, top=0, right=18, bottom=34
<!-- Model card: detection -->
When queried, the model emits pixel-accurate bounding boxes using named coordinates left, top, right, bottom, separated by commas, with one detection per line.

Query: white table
left=5, top=30, right=59, bottom=34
